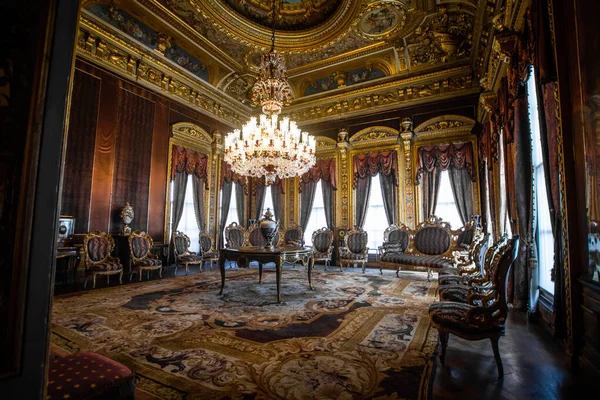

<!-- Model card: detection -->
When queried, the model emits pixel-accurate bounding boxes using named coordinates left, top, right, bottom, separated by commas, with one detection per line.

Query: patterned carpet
left=51, top=267, right=439, bottom=399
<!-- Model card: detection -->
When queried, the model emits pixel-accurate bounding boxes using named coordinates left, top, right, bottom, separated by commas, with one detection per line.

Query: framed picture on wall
left=57, top=215, right=75, bottom=246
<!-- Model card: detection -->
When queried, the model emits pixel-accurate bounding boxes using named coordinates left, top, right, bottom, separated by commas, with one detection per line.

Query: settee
left=377, top=216, right=478, bottom=280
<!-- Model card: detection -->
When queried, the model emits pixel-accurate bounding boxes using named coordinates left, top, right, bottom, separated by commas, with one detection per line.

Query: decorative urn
left=120, top=202, right=134, bottom=235
left=259, top=208, right=279, bottom=250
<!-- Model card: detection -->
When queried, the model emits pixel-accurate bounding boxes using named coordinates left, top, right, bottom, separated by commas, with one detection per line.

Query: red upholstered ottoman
left=47, top=352, right=135, bottom=400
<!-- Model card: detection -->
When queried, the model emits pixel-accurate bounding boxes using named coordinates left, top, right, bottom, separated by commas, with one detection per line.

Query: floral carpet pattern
left=51, top=267, right=439, bottom=399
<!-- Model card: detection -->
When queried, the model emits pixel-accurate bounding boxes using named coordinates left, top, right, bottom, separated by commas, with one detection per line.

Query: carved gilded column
left=400, top=118, right=415, bottom=228
left=212, top=131, right=223, bottom=241
left=336, top=129, right=350, bottom=228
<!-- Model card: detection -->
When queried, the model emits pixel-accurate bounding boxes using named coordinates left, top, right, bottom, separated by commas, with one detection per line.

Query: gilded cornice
left=505, top=0, right=530, bottom=32
left=77, top=13, right=252, bottom=126
left=349, top=126, right=400, bottom=149
left=172, top=122, right=213, bottom=154
left=478, top=91, right=498, bottom=123
left=315, top=136, right=338, bottom=157
left=413, top=115, right=475, bottom=141
left=483, top=32, right=517, bottom=93
left=134, top=0, right=245, bottom=71
left=286, top=66, right=477, bottom=124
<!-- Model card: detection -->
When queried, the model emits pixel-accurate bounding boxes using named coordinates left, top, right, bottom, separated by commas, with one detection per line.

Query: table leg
left=258, top=262, right=263, bottom=283
left=276, top=256, right=283, bottom=303
left=308, top=255, right=314, bottom=290
left=219, top=255, right=226, bottom=295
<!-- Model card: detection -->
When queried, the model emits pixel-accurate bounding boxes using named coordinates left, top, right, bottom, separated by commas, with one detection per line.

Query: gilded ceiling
left=79, top=0, right=509, bottom=124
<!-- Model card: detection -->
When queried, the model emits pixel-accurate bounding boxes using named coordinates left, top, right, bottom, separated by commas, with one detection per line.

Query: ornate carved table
left=219, top=246, right=313, bottom=303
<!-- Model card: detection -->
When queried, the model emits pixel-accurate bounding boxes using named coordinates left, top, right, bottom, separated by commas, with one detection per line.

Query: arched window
left=527, top=66, right=554, bottom=294
left=436, top=170, right=463, bottom=229
left=304, top=180, right=327, bottom=246
left=362, top=174, right=386, bottom=252
left=170, top=178, right=200, bottom=253
left=221, top=183, right=239, bottom=244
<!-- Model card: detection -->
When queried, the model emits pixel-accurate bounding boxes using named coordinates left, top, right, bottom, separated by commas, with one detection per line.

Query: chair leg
left=93, top=274, right=97, bottom=289
left=106, top=275, right=110, bottom=285
left=427, top=268, right=433, bottom=282
left=396, top=266, right=400, bottom=277
left=119, top=271, right=123, bottom=285
left=139, top=270, right=143, bottom=281
left=159, top=266, right=162, bottom=278
left=490, top=336, right=504, bottom=378
left=84, top=278, right=88, bottom=289
left=439, top=331, right=449, bottom=366
left=185, top=264, right=189, bottom=275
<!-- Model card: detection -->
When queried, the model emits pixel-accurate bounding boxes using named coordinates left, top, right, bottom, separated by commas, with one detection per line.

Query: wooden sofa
left=377, top=216, right=479, bottom=280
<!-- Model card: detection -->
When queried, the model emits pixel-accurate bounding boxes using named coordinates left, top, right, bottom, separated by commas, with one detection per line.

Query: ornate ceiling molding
left=349, top=126, right=400, bottom=149
left=77, top=13, right=251, bottom=126
left=286, top=66, right=477, bottom=124
left=414, top=114, right=475, bottom=136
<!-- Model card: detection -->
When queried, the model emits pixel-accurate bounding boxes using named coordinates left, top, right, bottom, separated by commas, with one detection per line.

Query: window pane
left=174, top=178, right=199, bottom=253
left=262, top=185, right=274, bottom=219
left=527, top=66, right=555, bottom=294
left=363, top=174, right=386, bottom=251
left=435, top=170, right=463, bottom=229
left=304, top=180, right=327, bottom=247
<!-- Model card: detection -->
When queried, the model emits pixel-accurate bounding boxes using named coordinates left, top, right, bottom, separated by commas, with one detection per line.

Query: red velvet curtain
left=300, top=158, right=337, bottom=191
left=352, top=151, right=398, bottom=187
left=415, top=143, right=475, bottom=184
left=171, top=146, right=208, bottom=188
left=220, top=160, right=247, bottom=191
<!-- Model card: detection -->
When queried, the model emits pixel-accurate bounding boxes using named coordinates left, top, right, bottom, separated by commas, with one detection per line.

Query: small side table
left=151, top=243, right=169, bottom=265
left=56, top=247, right=78, bottom=285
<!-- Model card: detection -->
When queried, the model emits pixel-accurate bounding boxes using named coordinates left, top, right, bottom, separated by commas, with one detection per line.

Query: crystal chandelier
left=224, top=1, right=315, bottom=185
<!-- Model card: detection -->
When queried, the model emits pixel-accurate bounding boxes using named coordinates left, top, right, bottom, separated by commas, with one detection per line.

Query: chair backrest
left=312, top=227, right=334, bottom=253
left=456, top=218, right=479, bottom=249
left=343, top=227, right=368, bottom=254
left=474, top=233, right=491, bottom=272
left=467, top=235, right=519, bottom=328
left=224, top=222, right=246, bottom=249
left=414, top=227, right=451, bottom=255
left=283, top=223, right=304, bottom=246
left=383, top=224, right=410, bottom=252
left=83, top=231, right=114, bottom=266
left=128, top=230, right=153, bottom=262
left=172, top=231, right=191, bottom=257
left=199, top=230, right=213, bottom=254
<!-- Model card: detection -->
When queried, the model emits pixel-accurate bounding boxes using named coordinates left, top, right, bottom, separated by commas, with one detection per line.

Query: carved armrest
left=339, top=247, right=351, bottom=258
left=106, top=255, right=121, bottom=265
left=465, top=303, right=503, bottom=329
left=147, top=253, right=160, bottom=260
left=467, top=289, right=497, bottom=307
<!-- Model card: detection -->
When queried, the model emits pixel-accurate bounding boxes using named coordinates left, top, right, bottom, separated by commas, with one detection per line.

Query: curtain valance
left=415, top=143, right=475, bottom=184
left=352, top=151, right=398, bottom=187
left=300, top=159, right=337, bottom=191
left=171, top=146, right=208, bottom=187
left=220, top=160, right=248, bottom=190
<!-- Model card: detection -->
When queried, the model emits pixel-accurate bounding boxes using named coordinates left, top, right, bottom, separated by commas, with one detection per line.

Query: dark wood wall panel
left=89, top=72, right=119, bottom=232
left=61, top=69, right=100, bottom=233
left=148, top=98, right=170, bottom=240
left=111, top=88, right=155, bottom=233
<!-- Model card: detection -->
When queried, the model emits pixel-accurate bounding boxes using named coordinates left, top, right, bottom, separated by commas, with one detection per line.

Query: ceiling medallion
left=224, top=1, right=316, bottom=185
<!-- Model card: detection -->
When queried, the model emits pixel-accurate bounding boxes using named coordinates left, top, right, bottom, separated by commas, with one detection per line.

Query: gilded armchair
left=199, top=230, right=219, bottom=271
left=310, top=227, right=334, bottom=270
left=83, top=231, right=123, bottom=289
left=428, top=235, right=519, bottom=378
left=172, top=231, right=203, bottom=275
left=339, top=226, right=369, bottom=273
left=128, top=230, right=162, bottom=281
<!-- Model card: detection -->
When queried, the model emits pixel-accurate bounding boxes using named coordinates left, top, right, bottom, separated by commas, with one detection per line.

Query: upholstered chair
left=224, top=222, right=246, bottom=249
left=83, top=231, right=123, bottom=289
left=377, top=224, right=410, bottom=274
left=437, top=235, right=507, bottom=303
left=339, top=226, right=369, bottom=273
left=199, top=230, right=219, bottom=271
left=310, top=227, right=334, bottom=270
left=128, top=230, right=162, bottom=281
left=171, top=231, right=203, bottom=275
left=283, top=222, right=304, bottom=247
left=438, top=232, right=488, bottom=282
left=428, top=235, right=519, bottom=378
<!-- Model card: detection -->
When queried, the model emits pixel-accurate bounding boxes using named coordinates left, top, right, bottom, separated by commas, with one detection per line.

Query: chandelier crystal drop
left=224, top=0, right=316, bottom=186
